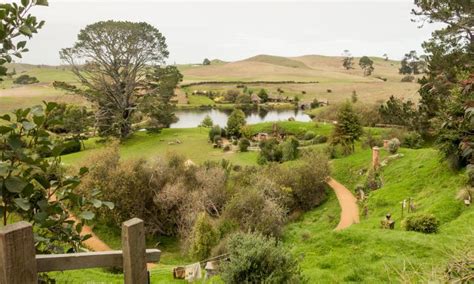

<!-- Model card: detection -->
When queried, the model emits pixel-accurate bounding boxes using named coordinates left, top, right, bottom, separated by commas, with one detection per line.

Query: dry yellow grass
left=181, top=54, right=421, bottom=104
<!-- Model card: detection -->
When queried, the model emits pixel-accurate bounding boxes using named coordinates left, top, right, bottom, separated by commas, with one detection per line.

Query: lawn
left=61, top=127, right=259, bottom=167
left=283, top=147, right=473, bottom=282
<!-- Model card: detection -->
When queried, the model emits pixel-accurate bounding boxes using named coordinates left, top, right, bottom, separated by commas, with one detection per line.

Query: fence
left=0, top=218, right=160, bottom=284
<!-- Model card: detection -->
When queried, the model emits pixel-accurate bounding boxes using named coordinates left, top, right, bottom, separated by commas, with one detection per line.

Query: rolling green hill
left=284, top=147, right=473, bottom=282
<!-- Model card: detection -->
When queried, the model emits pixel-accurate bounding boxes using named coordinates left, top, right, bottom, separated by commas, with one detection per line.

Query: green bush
left=238, top=138, right=250, bottom=152
left=189, top=213, right=219, bottom=260
left=209, top=125, right=222, bottom=141
left=61, top=139, right=82, bottom=155
left=13, top=74, right=39, bottom=84
left=313, top=135, right=328, bottom=144
left=388, top=138, right=401, bottom=154
left=220, top=232, right=306, bottom=284
left=402, top=132, right=424, bottom=149
left=304, top=131, right=316, bottom=140
left=281, top=137, right=299, bottom=161
left=404, top=213, right=439, bottom=234
left=258, top=138, right=282, bottom=164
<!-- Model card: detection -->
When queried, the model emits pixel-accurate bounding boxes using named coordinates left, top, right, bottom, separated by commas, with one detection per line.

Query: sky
left=17, top=0, right=439, bottom=65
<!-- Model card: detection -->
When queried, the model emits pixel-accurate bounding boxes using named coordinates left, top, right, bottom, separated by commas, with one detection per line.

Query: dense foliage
left=220, top=232, right=306, bottom=284
left=0, top=103, right=110, bottom=253
left=404, top=213, right=439, bottom=234
left=0, top=0, right=47, bottom=79
left=330, top=102, right=363, bottom=154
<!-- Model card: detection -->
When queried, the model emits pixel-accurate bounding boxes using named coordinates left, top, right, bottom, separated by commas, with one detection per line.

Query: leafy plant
left=0, top=103, right=110, bottom=253
left=404, top=213, right=439, bottom=234
left=220, top=232, right=306, bottom=283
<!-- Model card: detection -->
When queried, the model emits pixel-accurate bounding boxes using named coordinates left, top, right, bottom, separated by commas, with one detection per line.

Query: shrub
left=401, top=75, right=415, bottom=82
left=189, top=213, right=219, bottom=260
left=363, top=131, right=383, bottom=149
left=402, top=132, right=424, bottom=149
left=404, top=213, right=439, bottom=234
left=238, top=138, right=250, bottom=152
left=209, top=125, right=222, bottom=141
left=13, top=74, right=39, bottom=84
left=467, top=164, right=474, bottom=187
left=224, top=90, right=240, bottom=103
left=280, top=137, right=299, bottom=162
left=61, top=139, right=82, bottom=155
left=258, top=138, right=282, bottom=164
left=235, top=94, right=252, bottom=104
left=224, top=187, right=286, bottom=237
left=223, top=144, right=231, bottom=152
left=313, top=135, right=328, bottom=144
left=304, top=131, right=316, bottom=140
left=388, top=138, right=401, bottom=154
left=200, top=115, right=213, bottom=128
left=220, top=232, right=306, bottom=284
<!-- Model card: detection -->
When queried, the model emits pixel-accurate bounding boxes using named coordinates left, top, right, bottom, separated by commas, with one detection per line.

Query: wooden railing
left=0, top=218, right=160, bottom=284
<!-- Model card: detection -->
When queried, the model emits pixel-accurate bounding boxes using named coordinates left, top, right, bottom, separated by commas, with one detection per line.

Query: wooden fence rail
left=0, top=218, right=160, bottom=284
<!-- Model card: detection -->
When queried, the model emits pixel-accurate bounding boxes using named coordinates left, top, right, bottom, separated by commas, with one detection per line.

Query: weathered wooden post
left=0, top=222, right=38, bottom=284
left=372, top=146, right=380, bottom=170
left=122, top=218, right=148, bottom=284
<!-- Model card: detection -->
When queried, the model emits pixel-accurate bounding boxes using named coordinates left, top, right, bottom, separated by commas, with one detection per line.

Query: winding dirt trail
left=327, top=178, right=360, bottom=230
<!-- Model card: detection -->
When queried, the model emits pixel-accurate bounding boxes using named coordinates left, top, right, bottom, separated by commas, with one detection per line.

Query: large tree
left=60, top=20, right=169, bottom=138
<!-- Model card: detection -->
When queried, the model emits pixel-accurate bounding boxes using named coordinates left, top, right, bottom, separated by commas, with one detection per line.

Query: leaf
left=51, top=144, right=65, bottom=157
left=17, top=41, right=27, bottom=50
left=0, top=114, right=11, bottom=121
left=5, top=176, right=28, bottom=193
left=0, top=126, right=12, bottom=134
left=103, top=201, right=115, bottom=210
left=14, top=198, right=30, bottom=211
left=19, top=25, right=32, bottom=37
left=22, top=121, right=36, bottom=131
left=35, top=0, right=49, bottom=6
left=79, top=211, right=95, bottom=220
left=79, top=167, right=88, bottom=175
left=21, top=0, right=30, bottom=7
left=91, top=199, right=102, bottom=208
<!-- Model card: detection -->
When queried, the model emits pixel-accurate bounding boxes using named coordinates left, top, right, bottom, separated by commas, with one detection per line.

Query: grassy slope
left=284, top=147, right=473, bottom=282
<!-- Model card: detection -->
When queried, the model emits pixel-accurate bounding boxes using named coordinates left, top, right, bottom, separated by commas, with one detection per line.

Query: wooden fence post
left=0, top=222, right=38, bottom=284
left=122, top=218, right=148, bottom=284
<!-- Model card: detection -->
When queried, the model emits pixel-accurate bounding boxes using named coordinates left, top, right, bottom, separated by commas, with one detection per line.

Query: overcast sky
left=17, top=0, right=439, bottom=65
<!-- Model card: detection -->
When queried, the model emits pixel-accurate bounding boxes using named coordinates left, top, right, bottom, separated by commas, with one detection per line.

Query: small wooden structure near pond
left=0, top=218, right=160, bottom=284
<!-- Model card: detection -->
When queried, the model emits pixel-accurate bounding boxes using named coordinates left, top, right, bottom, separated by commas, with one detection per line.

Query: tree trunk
left=120, top=110, right=132, bottom=139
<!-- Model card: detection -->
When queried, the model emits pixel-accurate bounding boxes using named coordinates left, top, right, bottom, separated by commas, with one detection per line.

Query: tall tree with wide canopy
left=60, top=20, right=169, bottom=138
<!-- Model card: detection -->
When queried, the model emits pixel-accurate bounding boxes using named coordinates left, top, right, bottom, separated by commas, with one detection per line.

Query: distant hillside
left=244, top=54, right=311, bottom=69
left=181, top=54, right=407, bottom=84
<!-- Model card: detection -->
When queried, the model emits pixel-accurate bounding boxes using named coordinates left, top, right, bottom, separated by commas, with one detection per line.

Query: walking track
left=327, top=177, right=360, bottom=230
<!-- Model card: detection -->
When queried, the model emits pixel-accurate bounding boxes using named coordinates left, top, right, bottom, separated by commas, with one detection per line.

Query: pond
left=170, top=108, right=312, bottom=128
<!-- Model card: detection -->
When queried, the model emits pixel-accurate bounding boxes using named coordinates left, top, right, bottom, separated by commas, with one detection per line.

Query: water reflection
left=170, top=108, right=311, bottom=128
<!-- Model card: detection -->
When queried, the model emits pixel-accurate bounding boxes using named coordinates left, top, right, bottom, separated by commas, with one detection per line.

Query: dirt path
left=327, top=177, right=359, bottom=230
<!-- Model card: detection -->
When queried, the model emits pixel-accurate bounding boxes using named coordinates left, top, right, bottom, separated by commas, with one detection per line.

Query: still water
left=170, top=109, right=312, bottom=128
